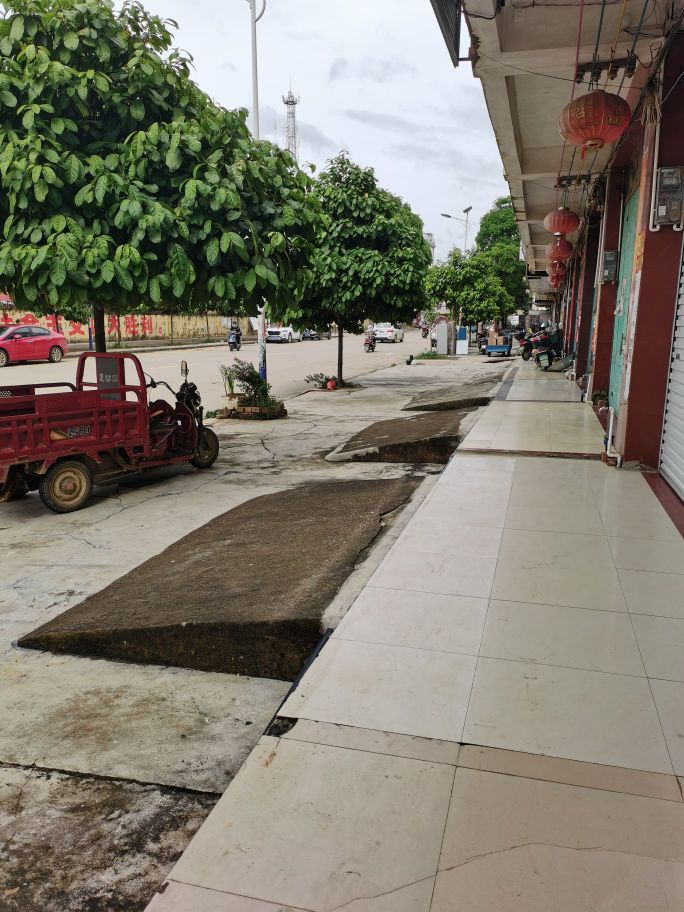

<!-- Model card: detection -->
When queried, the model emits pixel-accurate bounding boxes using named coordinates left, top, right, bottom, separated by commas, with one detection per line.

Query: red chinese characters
left=559, top=90, right=631, bottom=156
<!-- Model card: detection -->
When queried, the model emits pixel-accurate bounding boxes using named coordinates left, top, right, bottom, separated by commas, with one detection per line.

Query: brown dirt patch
left=335, top=409, right=475, bottom=464
left=0, top=766, right=215, bottom=912
left=19, top=478, right=418, bottom=681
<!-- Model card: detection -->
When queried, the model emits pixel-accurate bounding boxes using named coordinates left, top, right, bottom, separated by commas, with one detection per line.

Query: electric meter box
left=654, top=167, right=684, bottom=226
left=601, top=250, right=618, bottom=282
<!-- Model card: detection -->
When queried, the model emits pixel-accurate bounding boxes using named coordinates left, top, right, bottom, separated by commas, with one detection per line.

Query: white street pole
left=463, top=205, right=472, bottom=251
left=246, top=0, right=267, bottom=378
left=441, top=207, right=471, bottom=252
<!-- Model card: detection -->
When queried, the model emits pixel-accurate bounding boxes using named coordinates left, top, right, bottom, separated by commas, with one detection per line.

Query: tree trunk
left=205, top=309, right=210, bottom=339
left=337, top=320, right=344, bottom=386
left=92, top=303, right=107, bottom=352
left=170, top=313, right=174, bottom=344
left=116, top=315, right=121, bottom=347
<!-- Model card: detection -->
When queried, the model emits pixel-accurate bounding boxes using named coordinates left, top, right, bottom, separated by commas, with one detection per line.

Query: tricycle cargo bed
left=0, top=385, right=146, bottom=464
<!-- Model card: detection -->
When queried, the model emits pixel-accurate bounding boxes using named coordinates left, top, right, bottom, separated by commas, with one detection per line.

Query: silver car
left=373, top=323, right=404, bottom=343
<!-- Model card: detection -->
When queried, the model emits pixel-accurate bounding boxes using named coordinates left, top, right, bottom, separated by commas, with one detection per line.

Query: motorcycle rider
left=228, top=321, right=242, bottom=348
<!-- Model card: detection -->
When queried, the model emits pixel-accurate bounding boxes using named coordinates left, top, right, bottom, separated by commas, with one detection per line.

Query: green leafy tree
left=274, top=155, right=431, bottom=383
left=0, top=0, right=320, bottom=350
left=475, top=196, right=520, bottom=250
left=425, top=247, right=514, bottom=325
left=475, top=196, right=530, bottom=314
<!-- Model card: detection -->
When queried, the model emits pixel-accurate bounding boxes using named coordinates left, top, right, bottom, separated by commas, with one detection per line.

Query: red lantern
left=559, top=90, right=631, bottom=155
left=546, top=260, right=567, bottom=277
left=549, top=274, right=562, bottom=289
left=544, top=207, right=580, bottom=236
left=545, top=237, right=573, bottom=261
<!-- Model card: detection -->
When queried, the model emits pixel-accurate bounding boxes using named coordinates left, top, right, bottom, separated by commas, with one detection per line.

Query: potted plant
left=219, top=364, right=244, bottom=413
left=225, top=360, right=286, bottom=419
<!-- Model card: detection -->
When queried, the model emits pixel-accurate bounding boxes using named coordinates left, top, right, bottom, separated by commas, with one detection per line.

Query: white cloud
left=134, top=0, right=508, bottom=260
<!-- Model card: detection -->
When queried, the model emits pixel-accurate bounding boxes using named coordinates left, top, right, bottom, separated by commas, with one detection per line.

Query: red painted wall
left=621, top=37, right=684, bottom=466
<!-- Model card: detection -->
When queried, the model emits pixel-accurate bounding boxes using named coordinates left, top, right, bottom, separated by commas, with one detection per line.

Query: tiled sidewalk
left=148, top=379, right=684, bottom=911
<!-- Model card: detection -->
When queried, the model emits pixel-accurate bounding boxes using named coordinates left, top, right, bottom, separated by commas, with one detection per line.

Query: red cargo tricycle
left=0, top=352, right=219, bottom=513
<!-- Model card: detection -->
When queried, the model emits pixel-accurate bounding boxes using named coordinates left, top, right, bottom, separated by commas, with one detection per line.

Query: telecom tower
left=282, top=89, right=299, bottom=162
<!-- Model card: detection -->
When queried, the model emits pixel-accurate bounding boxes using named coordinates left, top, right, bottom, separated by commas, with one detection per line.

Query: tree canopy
left=0, top=0, right=321, bottom=349
left=274, top=154, right=431, bottom=382
left=426, top=195, right=530, bottom=324
left=425, top=247, right=514, bottom=325
left=474, top=195, right=520, bottom=250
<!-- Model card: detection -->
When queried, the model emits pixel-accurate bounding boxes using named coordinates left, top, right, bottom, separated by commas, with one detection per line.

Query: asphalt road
left=1, top=329, right=428, bottom=409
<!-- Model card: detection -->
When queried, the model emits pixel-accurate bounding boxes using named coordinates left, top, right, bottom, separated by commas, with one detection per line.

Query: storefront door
left=609, top=190, right=639, bottom=412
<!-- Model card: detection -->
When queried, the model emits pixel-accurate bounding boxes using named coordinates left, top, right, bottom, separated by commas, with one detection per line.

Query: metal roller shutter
left=660, top=242, right=684, bottom=500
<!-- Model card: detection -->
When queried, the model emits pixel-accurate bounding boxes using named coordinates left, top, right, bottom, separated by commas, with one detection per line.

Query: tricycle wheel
left=0, top=475, right=29, bottom=502
left=191, top=427, right=219, bottom=469
left=39, top=460, right=93, bottom=513
left=521, top=348, right=532, bottom=361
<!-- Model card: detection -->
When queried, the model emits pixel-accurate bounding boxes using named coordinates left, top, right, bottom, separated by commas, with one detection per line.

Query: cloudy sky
left=142, top=0, right=508, bottom=260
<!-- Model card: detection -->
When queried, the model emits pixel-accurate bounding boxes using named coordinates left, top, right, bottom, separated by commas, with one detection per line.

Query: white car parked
left=372, top=323, right=404, bottom=343
left=266, top=325, right=302, bottom=343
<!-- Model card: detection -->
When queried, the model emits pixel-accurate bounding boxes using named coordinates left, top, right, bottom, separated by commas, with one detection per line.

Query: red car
left=0, top=325, right=68, bottom=367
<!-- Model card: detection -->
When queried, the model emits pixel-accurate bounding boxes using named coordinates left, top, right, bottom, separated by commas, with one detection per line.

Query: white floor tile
left=651, top=679, right=684, bottom=776
left=399, top=522, right=502, bottom=558
left=281, top=719, right=461, bottom=766
left=335, top=587, right=486, bottom=655
left=619, top=569, right=684, bottom=618
left=480, top=600, right=645, bottom=675
left=148, top=882, right=307, bottom=911
left=463, top=657, right=673, bottom=773
left=504, top=494, right=605, bottom=535
left=167, top=737, right=451, bottom=912
left=281, top=638, right=476, bottom=742
left=609, top=537, right=684, bottom=573
left=631, top=615, right=684, bottom=681
left=595, top=492, right=681, bottom=541
left=433, top=768, right=684, bottom=911
left=370, top=547, right=497, bottom=599
left=491, top=529, right=627, bottom=612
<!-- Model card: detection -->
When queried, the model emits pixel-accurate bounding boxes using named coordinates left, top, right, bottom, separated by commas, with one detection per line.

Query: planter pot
left=233, top=401, right=287, bottom=420
left=222, top=393, right=245, bottom=410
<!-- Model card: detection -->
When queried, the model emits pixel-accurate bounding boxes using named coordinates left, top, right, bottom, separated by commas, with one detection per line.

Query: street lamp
left=245, top=0, right=266, bottom=140
left=441, top=205, right=472, bottom=250
left=245, top=0, right=267, bottom=378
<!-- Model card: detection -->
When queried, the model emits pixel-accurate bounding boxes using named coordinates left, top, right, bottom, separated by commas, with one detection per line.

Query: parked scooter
left=228, top=327, right=242, bottom=351
left=421, top=324, right=429, bottom=339
left=364, top=330, right=377, bottom=353
left=531, top=328, right=563, bottom=371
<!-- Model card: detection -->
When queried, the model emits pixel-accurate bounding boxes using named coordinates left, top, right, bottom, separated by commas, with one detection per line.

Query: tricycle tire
left=191, top=428, right=219, bottom=469
left=39, top=460, right=93, bottom=513
left=522, top=348, right=532, bottom=361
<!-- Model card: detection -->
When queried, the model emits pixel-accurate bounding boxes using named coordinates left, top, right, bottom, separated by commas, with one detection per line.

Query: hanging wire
left=590, top=0, right=610, bottom=89
left=556, top=0, right=587, bottom=207
left=617, top=0, right=652, bottom=93
left=603, top=0, right=631, bottom=88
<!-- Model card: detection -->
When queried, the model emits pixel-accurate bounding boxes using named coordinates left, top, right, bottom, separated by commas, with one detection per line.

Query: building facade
left=431, top=0, right=684, bottom=499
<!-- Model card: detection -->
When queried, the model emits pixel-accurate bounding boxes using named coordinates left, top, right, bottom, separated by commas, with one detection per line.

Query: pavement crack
left=326, top=842, right=680, bottom=910
left=259, top=437, right=277, bottom=461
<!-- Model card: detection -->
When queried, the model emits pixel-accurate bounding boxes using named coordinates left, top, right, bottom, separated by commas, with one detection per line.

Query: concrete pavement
left=1, top=344, right=506, bottom=911
left=147, top=358, right=684, bottom=912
